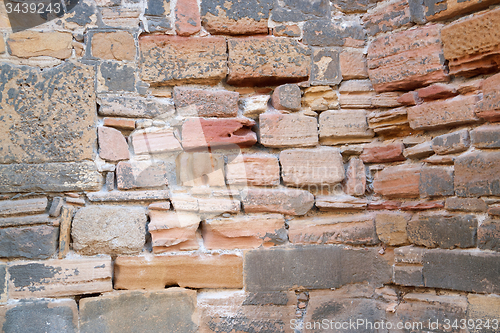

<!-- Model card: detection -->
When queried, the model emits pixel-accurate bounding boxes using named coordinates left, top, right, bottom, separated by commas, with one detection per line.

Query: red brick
left=131, top=128, right=182, bottom=155
left=139, top=36, right=227, bottom=85
left=98, top=127, right=130, bottom=162
left=360, top=142, right=405, bottom=163
left=441, top=7, right=500, bottom=77
left=227, top=37, right=310, bottom=86
left=416, top=83, right=458, bottom=101
left=407, top=95, right=479, bottom=130
left=259, top=113, right=318, bottom=148
left=103, top=117, right=136, bottom=130
left=344, top=157, right=366, bottom=196
left=114, top=254, right=243, bottom=289
left=373, top=164, right=422, bottom=198
left=175, top=0, right=201, bottom=36
left=226, top=154, right=280, bottom=186
left=202, top=214, right=285, bottom=249
left=242, top=188, right=314, bottom=216
left=181, top=118, right=257, bottom=150
left=116, top=160, right=167, bottom=190
left=367, top=24, right=448, bottom=92
left=339, top=49, right=368, bottom=80
left=173, top=87, right=239, bottom=117
left=477, top=72, right=500, bottom=122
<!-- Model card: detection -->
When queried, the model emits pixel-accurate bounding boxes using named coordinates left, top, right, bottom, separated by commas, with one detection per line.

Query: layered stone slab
left=7, top=31, right=72, bottom=59
left=373, top=164, right=422, bottom=198
left=241, top=188, right=314, bottom=216
left=0, top=198, right=47, bottom=216
left=259, top=114, right=318, bottom=148
left=226, top=154, right=280, bottom=186
left=319, top=110, right=374, bottom=145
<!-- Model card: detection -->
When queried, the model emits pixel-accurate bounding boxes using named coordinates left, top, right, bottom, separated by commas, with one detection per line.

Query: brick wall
left=0, top=0, right=500, bottom=330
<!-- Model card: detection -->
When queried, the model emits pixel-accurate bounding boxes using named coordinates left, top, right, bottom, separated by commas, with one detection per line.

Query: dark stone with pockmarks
left=471, top=124, right=500, bottom=149
left=145, top=0, right=169, bottom=16
left=407, top=213, right=477, bottom=249
left=454, top=151, right=500, bottom=197
left=431, top=129, right=470, bottom=155
left=0, top=225, right=58, bottom=259
left=272, top=0, right=330, bottom=22
left=332, top=0, right=377, bottom=13
left=99, top=62, right=136, bottom=92
left=478, top=219, right=500, bottom=252
left=243, top=292, right=290, bottom=305
left=303, top=20, right=365, bottom=46
left=419, top=166, right=454, bottom=197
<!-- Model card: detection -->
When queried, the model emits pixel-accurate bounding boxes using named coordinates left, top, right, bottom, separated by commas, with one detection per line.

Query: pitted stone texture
left=373, top=164, right=422, bottom=198
left=431, top=129, right=470, bottom=154
left=272, top=0, right=330, bottom=22
left=419, top=166, right=454, bottom=197
left=367, top=24, right=448, bottom=92
left=97, top=62, right=136, bottom=92
left=478, top=219, right=500, bottom=252
left=226, top=154, right=280, bottom=186
left=0, top=198, right=47, bottom=216
left=259, top=113, right=318, bottom=148
left=139, top=35, right=227, bottom=85
left=242, top=188, right=314, bottom=215
left=471, top=124, right=500, bottom=149
left=279, top=148, right=344, bottom=187
left=311, top=47, right=342, bottom=85
left=98, top=95, right=176, bottom=119
left=80, top=289, right=198, bottom=333
left=201, top=0, right=272, bottom=35
left=175, top=0, right=201, bottom=36
left=408, top=95, right=479, bottom=130
left=181, top=118, right=257, bottom=150
left=319, top=110, right=374, bottom=145
left=477, top=72, right=500, bottom=121
left=116, top=160, right=167, bottom=190
left=0, top=162, right=102, bottom=193
left=92, top=31, right=136, bottom=61
left=455, top=151, right=500, bottom=197
left=72, top=206, right=147, bottom=255
left=7, top=31, right=72, bottom=59
left=441, top=7, right=500, bottom=77
left=0, top=225, right=59, bottom=259
left=0, top=62, right=96, bottom=164
left=302, top=20, right=365, bottom=47
left=98, top=126, right=130, bottom=162
left=227, top=37, right=310, bottom=86
left=174, top=87, right=239, bottom=117
left=363, top=0, right=412, bottom=37
left=271, top=84, right=301, bottom=111
left=339, top=49, right=368, bottom=80
left=333, top=0, right=377, bottom=13
left=0, top=299, right=78, bottom=333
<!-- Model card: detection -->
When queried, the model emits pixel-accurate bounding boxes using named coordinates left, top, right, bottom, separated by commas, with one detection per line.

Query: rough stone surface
left=445, top=197, right=488, bottom=212
left=441, top=7, right=500, bottom=77
left=175, top=0, right=201, bottom=36
left=471, top=124, right=500, bottom=149
left=407, top=213, right=477, bottom=249
left=302, top=20, right=365, bottom=47
left=271, top=84, right=301, bottom=111
left=363, top=0, right=412, bottom=37
left=311, top=47, right=342, bottom=85
left=139, top=35, right=227, bottom=85
left=0, top=198, right=47, bottom=216
left=72, top=206, right=147, bottom=255
left=279, top=148, right=344, bottom=187
left=0, top=225, right=58, bottom=259
left=360, top=142, right=405, bottom=163
left=177, top=152, right=225, bottom=187
left=244, top=245, right=392, bottom=291
left=339, top=49, right=368, bottom=80
left=367, top=107, right=411, bottom=137
left=200, top=0, right=272, bottom=35
left=8, top=257, right=113, bottom=298
left=242, top=188, right=314, bottom=215
left=7, top=31, right=73, bottom=59
left=0, top=162, right=102, bottom=193
left=344, top=157, right=366, bottom=196
left=98, top=95, right=175, bottom=118
left=226, top=154, right=280, bottom=186
left=403, top=141, right=434, bottom=159
left=239, top=95, right=270, bottom=119
left=98, top=126, right=130, bottom=162
left=367, top=24, right=448, bottom=92
left=477, top=72, right=500, bottom=121
left=454, top=151, right=500, bottom=197
left=319, top=110, right=374, bottom=145
left=272, top=0, right=331, bottom=22
left=181, top=118, right=257, bottom=150
left=375, top=212, right=410, bottom=246
left=302, top=86, right=338, bottom=111
left=80, top=289, right=198, bottom=333
left=227, top=37, right=310, bottom=86
left=431, top=129, right=470, bottom=155
left=273, top=24, right=301, bottom=37
left=373, top=164, right=422, bottom=198
left=87, top=190, right=170, bottom=202
left=92, top=31, right=136, bottom=61
left=467, top=294, right=500, bottom=333
left=419, top=166, right=454, bottom=197
left=259, top=113, right=318, bottom=148
left=417, top=83, right=458, bottom=101
left=0, top=62, right=96, bottom=164
left=408, top=95, right=479, bottom=130
left=131, top=128, right=182, bottom=155
left=116, top=160, right=167, bottom=190
left=97, top=62, right=136, bottom=92
left=114, top=254, right=243, bottom=289
left=0, top=299, right=78, bottom=333
left=174, top=87, right=239, bottom=117
left=315, top=195, right=368, bottom=210
left=478, top=219, right=500, bottom=252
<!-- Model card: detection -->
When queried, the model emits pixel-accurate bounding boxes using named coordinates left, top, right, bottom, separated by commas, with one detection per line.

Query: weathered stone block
left=177, top=152, right=225, bottom=187
left=393, top=265, right=424, bottom=286
left=98, top=126, right=130, bottom=162
left=98, top=62, right=136, bottom=92
left=302, top=20, right=365, bottom=46
left=344, top=157, right=366, bottom=196
left=445, top=197, right=488, bottom=212
left=272, top=0, right=330, bottom=22
left=311, top=47, right=342, bottom=85
left=315, top=195, right=367, bottom=210
left=279, top=148, right=344, bottom=187
left=242, top=188, right=314, bottom=216
left=373, top=164, right=421, bottom=198
left=131, top=128, right=182, bottom=155
left=182, top=118, right=257, bottom=150
left=91, top=31, right=136, bottom=61
left=407, top=213, right=477, bottom=249
left=139, top=35, right=227, bottom=85
left=454, top=151, right=500, bottom=197
left=87, top=190, right=170, bottom=202
left=202, top=214, right=286, bottom=249
left=339, top=49, right=368, bottom=80
left=0, top=162, right=102, bottom=193
left=422, top=0, right=500, bottom=21
left=0, top=62, right=96, bottom=164
left=431, top=129, right=470, bottom=154
left=273, top=24, right=301, bottom=37
left=302, top=86, right=338, bottom=111
left=419, top=166, right=454, bottom=197
left=363, top=0, right=412, bottom=36
left=408, top=95, right=479, bottom=130
left=271, top=84, right=301, bottom=111
left=360, top=142, right=405, bottom=163
left=244, top=245, right=392, bottom=291
left=467, top=294, right=500, bottom=333
left=375, top=212, right=410, bottom=246
left=401, top=200, right=445, bottom=211
left=0, top=225, right=58, bottom=259
left=416, top=83, right=458, bottom=101
left=478, top=219, right=500, bottom=252
left=226, top=154, right=280, bottom=186
left=72, top=206, right=147, bottom=255
left=441, top=8, right=500, bottom=77
left=367, top=24, right=448, bottom=92
left=7, top=31, right=72, bottom=59
left=80, top=289, right=198, bottom=333
left=477, top=72, right=500, bottom=121
left=239, top=95, right=269, bottom=119
left=259, top=113, right=318, bottom=148
left=174, top=87, right=239, bottom=117
left=116, top=160, right=167, bottom=190
left=200, top=0, right=272, bottom=35
left=403, top=141, right=434, bottom=159
left=98, top=95, right=175, bottom=118
left=175, top=0, right=201, bottom=36
left=0, top=299, right=78, bottom=333
left=103, top=117, right=136, bottom=130
left=8, top=257, right=113, bottom=298
left=333, top=0, right=377, bottom=13
left=319, top=109, right=374, bottom=145
left=0, top=198, right=47, bottom=216
left=471, top=124, right=500, bottom=149
left=227, top=37, right=310, bottom=86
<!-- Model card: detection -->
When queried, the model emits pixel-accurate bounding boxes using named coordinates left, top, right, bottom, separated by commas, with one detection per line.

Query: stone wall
left=0, top=0, right=500, bottom=330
